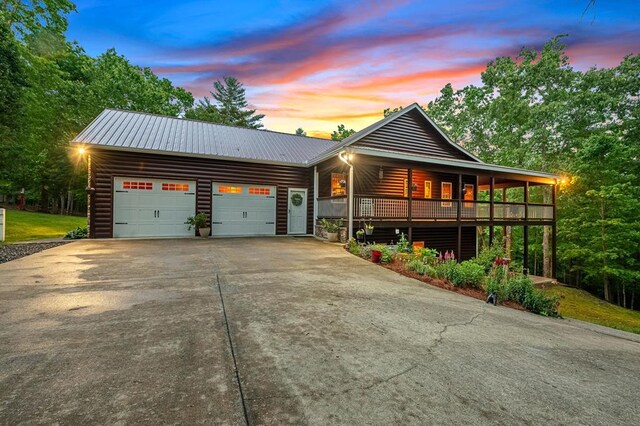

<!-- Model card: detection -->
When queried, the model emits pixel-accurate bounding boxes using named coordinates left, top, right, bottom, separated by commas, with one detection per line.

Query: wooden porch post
left=456, top=174, right=462, bottom=260
left=552, top=183, right=557, bottom=279
left=489, top=176, right=495, bottom=245
left=407, top=168, right=413, bottom=242
left=523, top=181, right=529, bottom=274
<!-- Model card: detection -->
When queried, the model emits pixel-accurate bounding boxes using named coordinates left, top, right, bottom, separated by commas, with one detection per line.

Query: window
left=331, top=173, right=346, bottom=197
left=249, top=187, right=271, bottom=195
left=123, top=181, right=153, bottom=190
left=441, top=182, right=452, bottom=207
left=219, top=185, right=242, bottom=194
left=162, top=183, right=189, bottom=191
left=464, top=184, right=474, bottom=207
left=424, top=181, right=432, bottom=199
left=403, top=179, right=408, bottom=197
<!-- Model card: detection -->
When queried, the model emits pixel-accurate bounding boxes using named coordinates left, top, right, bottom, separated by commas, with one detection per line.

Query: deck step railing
left=317, top=196, right=347, bottom=218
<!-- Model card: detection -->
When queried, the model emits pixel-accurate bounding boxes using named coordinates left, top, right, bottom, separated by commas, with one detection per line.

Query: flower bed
left=346, top=235, right=559, bottom=317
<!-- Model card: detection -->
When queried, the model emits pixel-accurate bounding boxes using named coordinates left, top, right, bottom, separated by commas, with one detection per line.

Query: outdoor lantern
left=411, top=183, right=418, bottom=191
left=378, top=167, right=384, bottom=180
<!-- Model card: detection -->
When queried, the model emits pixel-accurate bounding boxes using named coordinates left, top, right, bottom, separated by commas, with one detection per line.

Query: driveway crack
left=216, top=273, right=251, bottom=426
left=433, top=311, right=483, bottom=349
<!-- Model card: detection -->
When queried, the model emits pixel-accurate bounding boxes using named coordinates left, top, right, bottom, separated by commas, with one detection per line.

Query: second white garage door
left=212, top=183, right=276, bottom=236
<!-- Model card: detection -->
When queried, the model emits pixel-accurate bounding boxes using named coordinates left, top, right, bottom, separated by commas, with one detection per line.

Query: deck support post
left=348, top=164, right=354, bottom=240
left=489, top=176, right=495, bottom=246
left=407, top=168, right=413, bottom=242
left=523, top=181, right=529, bottom=274
left=552, top=183, right=557, bottom=279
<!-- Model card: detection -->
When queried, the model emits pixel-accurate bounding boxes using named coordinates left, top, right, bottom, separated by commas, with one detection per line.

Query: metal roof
left=351, top=147, right=559, bottom=180
left=72, top=109, right=337, bottom=166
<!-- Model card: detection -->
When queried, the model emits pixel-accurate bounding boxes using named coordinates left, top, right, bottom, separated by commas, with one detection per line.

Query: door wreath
left=291, top=193, right=303, bottom=206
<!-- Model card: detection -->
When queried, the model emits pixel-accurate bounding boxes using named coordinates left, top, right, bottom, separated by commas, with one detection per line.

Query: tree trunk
left=40, top=185, right=49, bottom=213
left=603, top=274, right=610, bottom=302
left=622, top=285, right=627, bottom=309
left=631, top=288, right=635, bottom=311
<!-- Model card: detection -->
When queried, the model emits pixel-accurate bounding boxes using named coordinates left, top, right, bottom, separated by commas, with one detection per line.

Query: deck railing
left=317, top=195, right=553, bottom=222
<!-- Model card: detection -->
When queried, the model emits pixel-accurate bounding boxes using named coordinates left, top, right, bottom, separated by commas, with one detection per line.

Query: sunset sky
left=67, top=0, right=639, bottom=138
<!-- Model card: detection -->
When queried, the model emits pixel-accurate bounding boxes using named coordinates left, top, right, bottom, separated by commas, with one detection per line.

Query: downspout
left=338, top=151, right=354, bottom=240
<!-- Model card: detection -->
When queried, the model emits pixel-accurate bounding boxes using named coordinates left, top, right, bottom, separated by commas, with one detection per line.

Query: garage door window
left=248, top=187, right=271, bottom=195
left=123, top=181, right=153, bottom=190
left=162, top=183, right=189, bottom=191
left=218, top=185, right=242, bottom=194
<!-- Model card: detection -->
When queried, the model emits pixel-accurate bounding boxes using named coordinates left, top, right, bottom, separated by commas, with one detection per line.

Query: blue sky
left=66, top=0, right=640, bottom=136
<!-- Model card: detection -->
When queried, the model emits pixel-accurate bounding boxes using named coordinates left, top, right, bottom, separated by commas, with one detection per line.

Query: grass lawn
left=542, top=285, right=640, bottom=335
left=2, top=209, right=86, bottom=244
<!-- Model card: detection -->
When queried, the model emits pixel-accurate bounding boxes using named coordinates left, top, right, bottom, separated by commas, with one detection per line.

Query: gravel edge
left=0, top=242, right=70, bottom=264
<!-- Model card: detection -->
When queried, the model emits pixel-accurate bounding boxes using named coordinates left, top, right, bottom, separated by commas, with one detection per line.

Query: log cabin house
left=72, top=103, right=559, bottom=275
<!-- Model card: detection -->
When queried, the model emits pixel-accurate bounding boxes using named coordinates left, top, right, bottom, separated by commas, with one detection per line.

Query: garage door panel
left=212, top=183, right=276, bottom=237
left=113, top=177, right=195, bottom=238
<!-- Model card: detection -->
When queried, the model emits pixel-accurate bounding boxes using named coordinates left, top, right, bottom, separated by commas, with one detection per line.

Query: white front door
left=211, top=183, right=276, bottom=236
left=288, top=188, right=307, bottom=234
left=113, top=177, right=195, bottom=238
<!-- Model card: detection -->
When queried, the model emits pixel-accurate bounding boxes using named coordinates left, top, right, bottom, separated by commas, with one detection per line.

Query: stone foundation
left=315, top=225, right=348, bottom=243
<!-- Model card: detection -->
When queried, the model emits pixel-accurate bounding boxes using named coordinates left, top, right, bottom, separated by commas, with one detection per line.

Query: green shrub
left=524, top=291, right=560, bottom=317
left=434, top=260, right=457, bottom=281
left=484, top=269, right=559, bottom=317
left=396, top=233, right=412, bottom=253
left=417, top=247, right=439, bottom=265
left=506, top=274, right=535, bottom=305
left=470, top=239, right=505, bottom=273
left=360, top=244, right=373, bottom=259
left=406, top=258, right=433, bottom=275
left=485, top=265, right=509, bottom=300
left=451, top=261, right=485, bottom=288
left=347, top=238, right=361, bottom=256
left=64, top=226, right=88, bottom=239
left=380, top=246, right=394, bottom=263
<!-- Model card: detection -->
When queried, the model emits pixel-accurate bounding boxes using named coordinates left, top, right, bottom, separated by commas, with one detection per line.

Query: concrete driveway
left=1, top=238, right=639, bottom=425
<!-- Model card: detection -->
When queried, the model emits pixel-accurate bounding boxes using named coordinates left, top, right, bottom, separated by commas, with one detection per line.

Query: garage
left=113, top=177, right=196, bottom=238
left=212, top=182, right=276, bottom=236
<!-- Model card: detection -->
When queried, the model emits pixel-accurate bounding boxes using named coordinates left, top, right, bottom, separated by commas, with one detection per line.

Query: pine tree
left=188, top=76, right=264, bottom=129
left=295, top=128, right=306, bottom=137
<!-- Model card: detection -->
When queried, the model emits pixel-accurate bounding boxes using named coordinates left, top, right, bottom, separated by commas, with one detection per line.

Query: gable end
left=352, top=109, right=476, bottom=161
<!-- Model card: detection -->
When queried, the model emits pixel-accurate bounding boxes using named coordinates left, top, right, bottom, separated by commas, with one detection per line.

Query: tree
left=330, top=124, right=356, bottom=141
left=2, top=0, right=76, bottom=38
left=422, top=36, right=640, bottom=308
left=295, top=128, right=306, bottom=137
left=0, top=16, right=27, bottom=183
left=187, top=77, right=264, bottom=129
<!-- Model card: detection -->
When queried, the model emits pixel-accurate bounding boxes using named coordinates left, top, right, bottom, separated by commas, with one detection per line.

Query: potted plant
left=186, top=212, right=210, bottom=237
left=320, top=218, right=342, bottom=242
left=365, top=221, right=374, bottom=236
left=356, top=229, right=365, bottom=241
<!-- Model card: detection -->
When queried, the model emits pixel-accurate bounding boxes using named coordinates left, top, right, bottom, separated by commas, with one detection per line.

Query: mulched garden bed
left=361, top=255, right=527, bottom=311
left=0, top=242, right=69, bottom=264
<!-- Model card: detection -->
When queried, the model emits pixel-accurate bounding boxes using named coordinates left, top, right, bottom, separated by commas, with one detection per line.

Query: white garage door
left=212, top=183, right=276, bottom=236
left=113, top=177, right=196, bottom=238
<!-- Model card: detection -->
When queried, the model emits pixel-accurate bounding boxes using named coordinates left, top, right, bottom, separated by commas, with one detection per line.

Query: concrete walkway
left=1, top=238, right=639, bottom=424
